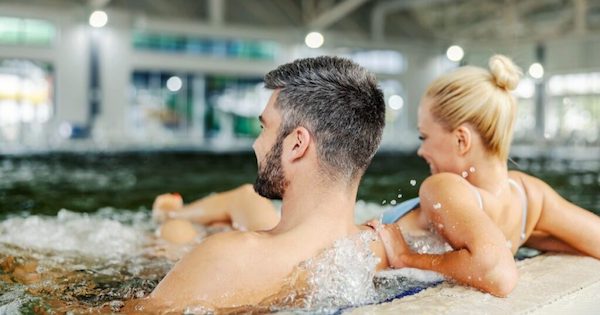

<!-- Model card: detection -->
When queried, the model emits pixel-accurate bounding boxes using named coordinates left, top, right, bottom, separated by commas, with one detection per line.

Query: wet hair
left=263, top=56, right=385, bottom=182
left=425, top=54, right=522, bottom=160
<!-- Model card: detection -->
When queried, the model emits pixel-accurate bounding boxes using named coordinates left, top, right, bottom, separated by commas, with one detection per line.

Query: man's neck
left=269, top=178, right=358, bottom=236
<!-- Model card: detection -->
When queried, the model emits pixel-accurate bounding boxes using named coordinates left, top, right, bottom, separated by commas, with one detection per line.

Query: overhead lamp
left=305, top=32, right=324, bottom=49
left=166, top=76, right=183, bottom=92
left=446, top=45, right=464, bottom=62
left=528, top=63, right=544, bottom=79
left=89, top=10, right=108, bottom=28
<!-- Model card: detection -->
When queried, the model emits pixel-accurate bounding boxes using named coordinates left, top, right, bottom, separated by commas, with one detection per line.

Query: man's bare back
left=132, top=57, right=388, bottom=312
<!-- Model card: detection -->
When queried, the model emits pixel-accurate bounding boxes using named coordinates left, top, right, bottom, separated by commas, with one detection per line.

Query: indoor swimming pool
left=0, top=152, right=598, bottom=313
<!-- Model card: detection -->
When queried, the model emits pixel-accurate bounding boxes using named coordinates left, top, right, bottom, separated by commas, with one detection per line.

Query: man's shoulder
left=190, top=230, right=266, bottom=258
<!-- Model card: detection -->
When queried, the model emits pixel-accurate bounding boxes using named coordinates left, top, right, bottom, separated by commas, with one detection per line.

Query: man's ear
left=288, top=127, right=311, bottom=162
left=454, top=125, right=472, bottom=156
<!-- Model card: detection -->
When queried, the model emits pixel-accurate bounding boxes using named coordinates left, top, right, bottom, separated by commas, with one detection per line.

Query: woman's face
left=417, top=97, right=462, bottom=175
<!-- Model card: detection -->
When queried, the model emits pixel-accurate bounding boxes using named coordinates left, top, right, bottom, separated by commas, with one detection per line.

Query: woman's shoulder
left=421, top=172, right=467, bottom=188
left=507, top=170, right=552, bottom=211
left=419, top=173, right=481, bottom=211
left=507, top=170, right=547, bottom=193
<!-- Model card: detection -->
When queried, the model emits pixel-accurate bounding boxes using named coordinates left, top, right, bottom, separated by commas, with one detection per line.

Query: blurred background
left=0, top=0, right=598, bottom=153
left=0, top=0, right=598, bottom=214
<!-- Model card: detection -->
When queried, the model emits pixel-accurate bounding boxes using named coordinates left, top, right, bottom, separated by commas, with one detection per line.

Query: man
left=143, top=56, right=388, bottom=311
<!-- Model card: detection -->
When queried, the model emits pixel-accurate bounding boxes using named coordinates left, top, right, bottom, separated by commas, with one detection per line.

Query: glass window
left=0, top=17, right=55, bottom=46
left=132, top=32, right=279, bottom=61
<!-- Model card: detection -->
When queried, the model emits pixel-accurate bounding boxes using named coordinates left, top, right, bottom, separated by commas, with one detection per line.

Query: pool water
left=0, top=152, right=598, bottom=313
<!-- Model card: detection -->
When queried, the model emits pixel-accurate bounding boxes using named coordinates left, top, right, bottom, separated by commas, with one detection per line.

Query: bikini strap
left=467, top=184, right=484, bottom=210
left=508, top=178, right=528, bottom=241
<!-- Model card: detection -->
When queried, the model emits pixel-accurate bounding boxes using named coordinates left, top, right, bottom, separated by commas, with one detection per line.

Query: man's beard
left=254, top=139, right=288, bottom=200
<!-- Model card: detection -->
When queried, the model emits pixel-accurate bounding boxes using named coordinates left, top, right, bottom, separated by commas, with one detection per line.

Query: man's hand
left=152, top=193, right=184, bottom=222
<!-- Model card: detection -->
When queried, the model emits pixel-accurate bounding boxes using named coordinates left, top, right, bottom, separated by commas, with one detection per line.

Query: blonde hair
left=425, top=54, right=522, bottom=160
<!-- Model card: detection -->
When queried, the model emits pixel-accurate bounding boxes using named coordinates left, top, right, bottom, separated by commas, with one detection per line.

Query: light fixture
left=89, top=10, right=108, bottom=28
left=446, top=45, right=464, bottom=62
left=528, top=63, right=544, bottom=79
left=305, top=32, right=324, bottom=49
left=388, top=95, right=404, bottom=110
left=166, top=76, right=183, bottom=92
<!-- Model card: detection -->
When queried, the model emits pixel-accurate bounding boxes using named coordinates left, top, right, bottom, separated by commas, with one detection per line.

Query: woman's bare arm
left=380, top=173, right=518, bottom=297
left=154, top=184, right=279, bottom=231
left=525, top=175, right=600, bottom=259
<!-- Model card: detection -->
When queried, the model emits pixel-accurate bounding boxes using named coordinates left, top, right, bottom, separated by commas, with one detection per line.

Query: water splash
left=0, top=209, right=149, bottom=260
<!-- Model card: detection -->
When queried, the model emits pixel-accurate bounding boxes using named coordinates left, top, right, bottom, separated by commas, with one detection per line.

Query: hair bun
left=488, top=55, right=522, bottom=91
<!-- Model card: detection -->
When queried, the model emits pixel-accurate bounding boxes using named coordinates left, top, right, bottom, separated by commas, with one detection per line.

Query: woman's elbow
left=476, top=251, right=519, bottom=297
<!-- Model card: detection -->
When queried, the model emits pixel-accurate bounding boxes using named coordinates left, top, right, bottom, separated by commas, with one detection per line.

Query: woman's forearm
left=401, top=247, right=518, bottom=297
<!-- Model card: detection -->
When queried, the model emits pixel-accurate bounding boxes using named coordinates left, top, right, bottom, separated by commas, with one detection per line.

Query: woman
left=152, top=185, right=279, bottom=244
left=152, top=55, right=600, bottom=297
left=376, top=54, right=600, bottom=296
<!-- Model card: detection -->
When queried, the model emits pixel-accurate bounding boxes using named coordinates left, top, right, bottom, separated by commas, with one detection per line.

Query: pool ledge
left=346, top=254, right=600, bottom=314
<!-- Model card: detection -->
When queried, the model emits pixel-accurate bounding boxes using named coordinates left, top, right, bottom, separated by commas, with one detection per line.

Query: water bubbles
left=286, top=231, right=381, bottom=311
left=410, top=180, right=417, bottom=186
left=437, top=223, right=444, bottom=229
left=382, top=200, right=387, bottom=205
left=433, top=203, right=442, bottom=210
left=397, top=194, right=403, bottom=199
left=469, top=166, right=476, bottom=173
left=390, top=200, right=397, bottom=205
left=461, top=171, right=468, bottom=178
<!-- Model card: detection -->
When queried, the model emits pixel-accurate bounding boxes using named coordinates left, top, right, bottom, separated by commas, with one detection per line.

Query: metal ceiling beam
left=209, top=0, right=224, bottom=26
left=370, top=0, right=452, bottom=41
left=88, top=0, right=111, bottom=9
left=574, top=0, right=588, bottom=34
left=308, top=0, right=370, bottom=30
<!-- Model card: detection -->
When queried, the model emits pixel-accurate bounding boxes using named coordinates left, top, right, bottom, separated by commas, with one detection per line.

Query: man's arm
left=146, top=231, right=274, bottom=311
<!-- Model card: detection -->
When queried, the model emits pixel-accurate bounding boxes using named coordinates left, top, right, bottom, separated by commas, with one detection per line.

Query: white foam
left=0, top=209, right=150, bottom=260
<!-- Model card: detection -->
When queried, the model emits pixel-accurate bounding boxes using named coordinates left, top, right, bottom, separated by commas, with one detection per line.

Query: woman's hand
left=152, top=193, right=184, bottom=222
left=375, top=222, right=411, bottom=269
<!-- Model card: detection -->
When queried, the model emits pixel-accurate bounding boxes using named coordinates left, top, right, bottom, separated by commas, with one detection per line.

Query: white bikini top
left=469, top=178, right=529, bottom=242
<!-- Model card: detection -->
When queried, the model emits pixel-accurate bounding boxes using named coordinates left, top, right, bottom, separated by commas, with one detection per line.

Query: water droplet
left=437, top=223, right=444, bottom=229
left=462, top=171, right=468, bottom=178
left=382, top=200, right=387, bottom=205
left=397, top=194, right=403, bottom=198
left=506, top=240, right=513, bottom=249
left=410, top=180, right=416, bottom=186
left=390, top=200, right=397, bottom=205
left=521, top=232, right=526, bottom=240
left=469, top=166, right=476, bottom=173
left=433, top=202, right=442, bottom=210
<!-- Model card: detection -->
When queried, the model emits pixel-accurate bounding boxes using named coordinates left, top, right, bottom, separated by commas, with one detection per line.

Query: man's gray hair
left=264, top=56, right=385, bottom=181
